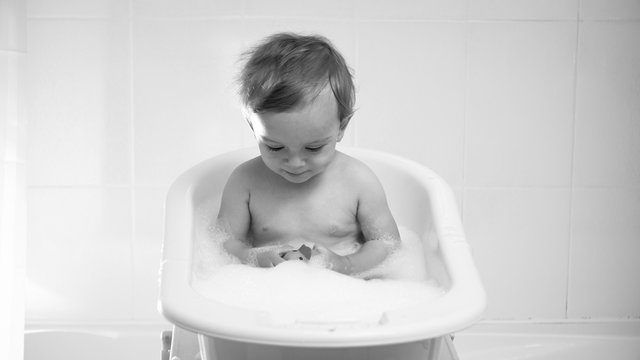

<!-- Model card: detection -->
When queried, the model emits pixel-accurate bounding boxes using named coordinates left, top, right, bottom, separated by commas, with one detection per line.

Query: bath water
left=191, top=210, right=445, bottom=326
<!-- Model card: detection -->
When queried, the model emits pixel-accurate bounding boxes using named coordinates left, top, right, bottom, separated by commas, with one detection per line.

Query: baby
left=217, top=33, right=400, bottom=275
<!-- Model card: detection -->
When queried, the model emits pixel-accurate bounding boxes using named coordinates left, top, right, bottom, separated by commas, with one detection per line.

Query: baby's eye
left=266, top=145, right=284, bottom=152
left=306, top=145, right=325, bottom=152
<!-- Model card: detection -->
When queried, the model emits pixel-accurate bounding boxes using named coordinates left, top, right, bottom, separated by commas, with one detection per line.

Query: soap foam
left=191, top=209, right=445, bottom=325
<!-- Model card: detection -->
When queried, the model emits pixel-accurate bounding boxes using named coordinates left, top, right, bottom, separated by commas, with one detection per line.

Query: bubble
left=191, top=223, right=445, bottom=325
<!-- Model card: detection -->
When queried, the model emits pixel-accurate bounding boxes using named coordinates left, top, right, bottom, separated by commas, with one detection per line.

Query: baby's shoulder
left=226, top=156, right=265, bottom=186
left=233, top=156, right=263, bottom=174
left=334, top=152, right=381, bottom=186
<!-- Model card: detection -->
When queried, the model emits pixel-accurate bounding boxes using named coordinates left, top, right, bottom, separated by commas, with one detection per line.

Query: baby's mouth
left=283, top=169, right=308, bottom=176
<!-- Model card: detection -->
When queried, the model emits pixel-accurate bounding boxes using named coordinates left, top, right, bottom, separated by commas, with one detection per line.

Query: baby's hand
left=252, top=245, right=294, bottom=267
left=311, top=245, right=352, bottom=274
left=280, top=245, right=313, bottom=262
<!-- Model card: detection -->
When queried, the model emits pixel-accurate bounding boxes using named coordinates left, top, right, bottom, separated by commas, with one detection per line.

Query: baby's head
left=238, top=33, right=356, bottom=184
left=238, top=32, right=355, bottom=130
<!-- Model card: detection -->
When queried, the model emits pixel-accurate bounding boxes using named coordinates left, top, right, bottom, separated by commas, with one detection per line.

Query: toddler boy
left=217, top=33, right=400, bottom=275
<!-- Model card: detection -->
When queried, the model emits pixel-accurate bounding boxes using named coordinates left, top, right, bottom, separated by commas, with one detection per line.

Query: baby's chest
left=248, top=190, right=358, bottom=243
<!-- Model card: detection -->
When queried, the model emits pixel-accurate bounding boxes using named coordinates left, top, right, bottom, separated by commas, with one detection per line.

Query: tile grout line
left=128, top=0, right=137, bottom=322
left=565, top=1, right=583, bottom=320
left=460, top=17, right=471, bottom=223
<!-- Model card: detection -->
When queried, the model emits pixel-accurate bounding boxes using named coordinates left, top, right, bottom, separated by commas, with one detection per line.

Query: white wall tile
left=1, top=4, right=26, bottom=355
left=0, top=163, right=4, bottom=231
left=27, top=0, right=129, bottom=18
left=27, top=19, right=131, bottom=186
left=133, top=186, right=168, bottom=321
left=13, top=162, right=28, bottom=269
left=0, top=52, right=9, bottom=163
left=465, top=22, right=576, bottom=187
left=14, top=54, right=27, bottom=163
left=133, top=19, right=247, bottom=186
left=246, top=0, right=354, bottom=19
left=568, top=188, right=640, bottom=318
left=132, top=0, right=244, bottom=18
left=356, top=22, right=467, bottom=188
left=0, top=0, right=27, bottom=51
left=1, top=162, right=27, bottom=268
left=468, top=0, right=579, bottom=20
left=26, top=188, right=133, bottom=321
left=0, top=160, right=26, bottom=360
left=580, top=0, right=640, bottom=20
left=2, top=162, right=17, bottom=265
left=1, top=51, right=27, bottom=164
left=355, top=0, right=466, bottom=20
left=463, top=188, right=571, bottom=319
left=573, top=22, right=640, bottom=187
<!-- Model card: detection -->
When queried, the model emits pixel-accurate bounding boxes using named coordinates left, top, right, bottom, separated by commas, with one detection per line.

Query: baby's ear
left=242, top=107, right=255, bottom=131
left=337, top=126, right=346, bottom=142
left=337, top=116, right=352, bottom=142
left=245, top=117, right=254, bottom=131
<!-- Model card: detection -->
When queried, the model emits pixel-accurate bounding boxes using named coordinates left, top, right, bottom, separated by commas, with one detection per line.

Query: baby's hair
left=238, top=32, right=355, bottom=128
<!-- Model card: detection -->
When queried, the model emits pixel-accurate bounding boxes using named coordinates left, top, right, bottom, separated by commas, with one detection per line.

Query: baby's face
left=249, top=88, right=344, bottom=184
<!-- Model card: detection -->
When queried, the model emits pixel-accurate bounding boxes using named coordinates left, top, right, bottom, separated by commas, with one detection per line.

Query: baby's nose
left=286, top=154, right=305, bottom=168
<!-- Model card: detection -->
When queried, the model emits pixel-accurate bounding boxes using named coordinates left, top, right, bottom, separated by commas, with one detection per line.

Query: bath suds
left=191, top=218, right=445, bottom=325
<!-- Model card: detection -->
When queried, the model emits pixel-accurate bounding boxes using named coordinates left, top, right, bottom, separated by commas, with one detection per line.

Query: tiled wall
left=25, top=0, right=640, bottom=324
left=1, top=0, right=27, bottom=357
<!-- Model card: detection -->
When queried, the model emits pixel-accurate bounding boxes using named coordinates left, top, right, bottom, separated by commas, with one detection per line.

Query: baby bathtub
left=159, top=147, right=486, bottom=359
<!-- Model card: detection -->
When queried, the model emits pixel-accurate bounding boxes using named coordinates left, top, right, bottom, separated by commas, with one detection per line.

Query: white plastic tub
left=158, top=147, right=486, bottom=357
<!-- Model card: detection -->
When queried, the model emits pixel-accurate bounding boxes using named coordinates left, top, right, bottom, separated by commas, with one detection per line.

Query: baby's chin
left=277, top=169, right=316, bottom=183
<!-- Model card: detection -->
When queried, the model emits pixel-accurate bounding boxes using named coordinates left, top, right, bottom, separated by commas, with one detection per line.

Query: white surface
left=456, top=321, right=640, bottom=360
left=463, top=188, right=571, bottom=318
left=24, top=324, right=167, bottom=360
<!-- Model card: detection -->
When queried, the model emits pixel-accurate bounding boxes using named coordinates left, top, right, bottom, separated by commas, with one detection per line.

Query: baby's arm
left=217, top=165, right=252, bottom=261
left=318, top=163, right=400, bottom=275
left=217, top=163, right=287, bottom=267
